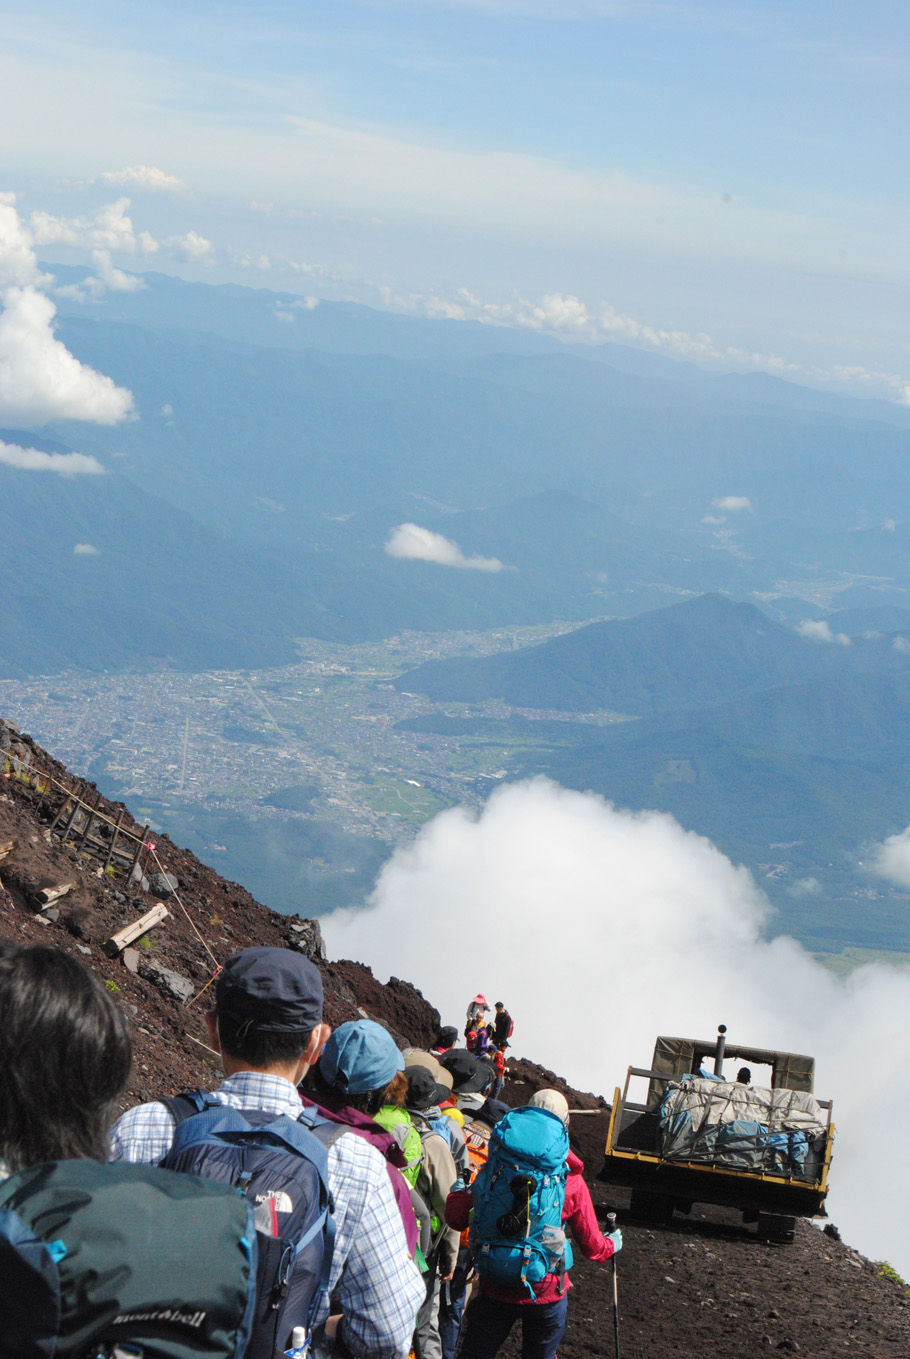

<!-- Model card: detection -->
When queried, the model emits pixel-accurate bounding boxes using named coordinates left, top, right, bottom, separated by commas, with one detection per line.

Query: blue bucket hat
left=320, top=1020, right=404, bottom=1095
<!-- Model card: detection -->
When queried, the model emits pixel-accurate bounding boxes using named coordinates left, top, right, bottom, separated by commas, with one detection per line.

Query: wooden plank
left=76, top=793, right=101, bottom=848
left=103, top=808, right=126, bottom=869
left=37, top=882, right=74, bottom=909
left=103, top=903, right=169, bottom=957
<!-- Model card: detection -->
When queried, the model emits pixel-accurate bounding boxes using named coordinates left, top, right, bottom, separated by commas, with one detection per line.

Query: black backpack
left=160, top=1091, right=346, bottom=1359
left=0, top=1158, right=257, bottom=1359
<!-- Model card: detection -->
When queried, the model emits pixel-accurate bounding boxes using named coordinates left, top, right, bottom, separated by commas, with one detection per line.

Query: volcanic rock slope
left=1, top=718, right=908, bottom=1358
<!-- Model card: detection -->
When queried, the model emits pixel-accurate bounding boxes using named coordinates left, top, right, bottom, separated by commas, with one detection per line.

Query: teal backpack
left=469, top=1106, right=573, bottom=1296
left=0, top=1159, right=257, bottom=1359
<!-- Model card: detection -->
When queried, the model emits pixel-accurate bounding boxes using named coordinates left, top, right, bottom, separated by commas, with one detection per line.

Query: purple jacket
left=300, top=1092, right=419, bottom=1257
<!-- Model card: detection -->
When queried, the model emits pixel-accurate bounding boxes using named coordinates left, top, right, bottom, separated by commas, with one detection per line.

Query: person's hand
left=440, top=1268, right=455, bottom=1282
left=606, top=1228, right=623, bottom=1254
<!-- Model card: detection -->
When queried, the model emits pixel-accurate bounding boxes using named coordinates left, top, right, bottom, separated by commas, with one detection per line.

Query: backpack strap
left=160, top=1087, right=216, bottom=1125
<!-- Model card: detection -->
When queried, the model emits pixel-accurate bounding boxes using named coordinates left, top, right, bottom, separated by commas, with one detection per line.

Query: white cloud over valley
left=0, top=439, right=104, bottom=475
left=797, top=619, right=852, bottom=647
left=385, top=523, right=506, bottom=572
left=872, top=826, right=910, bottom=889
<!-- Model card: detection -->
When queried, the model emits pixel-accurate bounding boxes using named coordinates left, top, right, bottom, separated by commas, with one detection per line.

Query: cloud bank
left=0, top=287, right=134, bottom=425
left=327, top=778, right=910, bottom=1276
left=0, top=198, right=135, bottom=425
left=385, top=523, right=506, bottom=572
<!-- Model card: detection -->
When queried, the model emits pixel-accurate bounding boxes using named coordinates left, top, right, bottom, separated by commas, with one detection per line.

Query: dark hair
left=0, top=945, right=133, bottom=1171
left=216, top=1009, right=313, bottom=1069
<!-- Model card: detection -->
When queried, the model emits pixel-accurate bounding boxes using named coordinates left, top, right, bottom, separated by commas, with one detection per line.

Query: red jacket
left=445, top=1149, right=613, bottom=1305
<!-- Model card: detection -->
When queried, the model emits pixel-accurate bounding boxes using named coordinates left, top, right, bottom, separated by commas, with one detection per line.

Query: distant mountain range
left=0, top=268, right=907, bottom=676
left=394, top=593, right=909, bottom=713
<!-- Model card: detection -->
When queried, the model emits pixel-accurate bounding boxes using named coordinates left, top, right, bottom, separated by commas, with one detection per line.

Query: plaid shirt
left=110, top=1072, right=424, bottom=1359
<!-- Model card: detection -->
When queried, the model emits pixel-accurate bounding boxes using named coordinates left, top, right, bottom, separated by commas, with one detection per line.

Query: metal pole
left=606, top=1211, right=621, bottom=1359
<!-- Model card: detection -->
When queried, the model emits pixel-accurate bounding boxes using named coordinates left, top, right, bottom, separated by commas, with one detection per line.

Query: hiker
left=465, top=993, right=490, bottom=1035
left=0, top=944, right=256, bottom=1359
left=432, top=1025, right=459, bottom=1055
left=445, top=1088, right=622, bottom=1359
left=404, top=1062, right=461, bottom=1359
left=466, top=1014, right=491, bottom=1057
left=0, top=944, right=132, bottom=1178
left=303, top=1018, right=426, bottom=1259
left=112, top=946, right=425, bottom=1359
left=439, top=1047, right=495, bottom=1117
left=491, top=1002, right=513, bottom=1051
left=438, top=1088, right=510, bottom=1359
left=487, top=1042, right=508, bottom=1099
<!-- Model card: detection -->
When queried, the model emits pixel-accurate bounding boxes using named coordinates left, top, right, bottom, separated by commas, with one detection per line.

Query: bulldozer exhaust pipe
left=713, top=1024, right=727, bottom=1077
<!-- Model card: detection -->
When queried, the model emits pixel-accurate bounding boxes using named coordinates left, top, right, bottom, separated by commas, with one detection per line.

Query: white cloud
left=872, top=826, right=910, bottom=889
left=100, top=165, right=184, bottom=192
left=893, top=636, right=910, bottom=655
left=0, top=286, right=135, bottom=425
left=167, top=229, right=214, bottom=262
left=797, top=619, right=852, bottom=647
left=161, top=403, right=174, bottom=417
left=385, top=522, right=506, bottom=572
left=327, top=777, right=910, bottom=1276
left=30, top=198, right=159, bottom=256
left=73, top=541, right=100, bottom=554
left=0, top=438, right=104, bottom=474
left=712, top=495, right=752, bottom=513
left=701, top=513, right=726, bottom=526
left=78, top=249, right=146, bottom=298
left=0, top=198, right=46, bottom=289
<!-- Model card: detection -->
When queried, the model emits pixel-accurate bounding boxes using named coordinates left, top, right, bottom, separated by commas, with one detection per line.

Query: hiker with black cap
left=405, top=1061, right=461, bottom=1359
left=112, top=947, right=424, bottom=1359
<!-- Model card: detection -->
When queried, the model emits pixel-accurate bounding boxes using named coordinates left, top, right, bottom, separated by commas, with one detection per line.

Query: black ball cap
left=216, top=947, right=323, bottom=1033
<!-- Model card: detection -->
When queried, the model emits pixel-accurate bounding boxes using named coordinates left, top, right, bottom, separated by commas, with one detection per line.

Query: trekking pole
left=605, top=1211, right=621, bottom=1359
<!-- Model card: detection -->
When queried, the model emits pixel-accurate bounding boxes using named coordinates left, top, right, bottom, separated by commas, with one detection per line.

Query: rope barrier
left=147, top=843, right=222, bottom=977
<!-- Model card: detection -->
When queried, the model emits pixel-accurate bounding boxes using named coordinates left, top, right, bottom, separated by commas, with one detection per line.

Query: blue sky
left=1, top=0, right=909, bottom=398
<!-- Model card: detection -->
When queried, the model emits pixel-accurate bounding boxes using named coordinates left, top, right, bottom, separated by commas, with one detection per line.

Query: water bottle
left=284, top=1325, right=309, bottom=1358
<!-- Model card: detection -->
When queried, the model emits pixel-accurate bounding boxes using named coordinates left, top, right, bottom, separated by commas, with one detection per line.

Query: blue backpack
left=0, top=1158, right=257, bottom=1359
left=470, top=1107, right=572, bottom=1296
left=161, top=1091, right=345, bottom=1359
